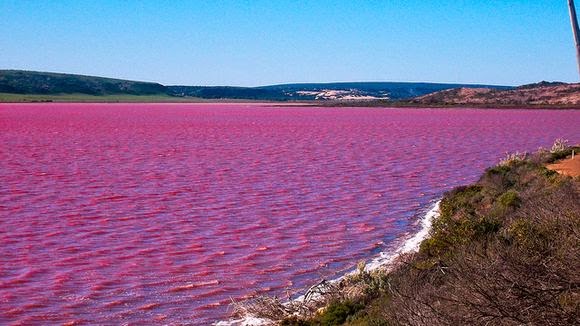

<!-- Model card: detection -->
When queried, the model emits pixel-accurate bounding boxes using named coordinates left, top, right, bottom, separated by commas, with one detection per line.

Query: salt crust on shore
left=215, top=201, right=441, bottom=326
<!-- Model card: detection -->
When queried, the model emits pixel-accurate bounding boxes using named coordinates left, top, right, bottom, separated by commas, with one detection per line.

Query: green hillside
left=0, top=70, right=512, bottom=102
left=0, top=70, right=166, bottom=96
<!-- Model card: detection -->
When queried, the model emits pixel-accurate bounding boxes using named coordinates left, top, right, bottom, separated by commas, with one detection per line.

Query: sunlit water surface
left=1, top=104, right=578, bottom=324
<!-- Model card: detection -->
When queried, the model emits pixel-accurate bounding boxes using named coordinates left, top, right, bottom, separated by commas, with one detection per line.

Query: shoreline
left=216, top=200, right=441, bottom=326
left=224, top=142, right=579, bottom=325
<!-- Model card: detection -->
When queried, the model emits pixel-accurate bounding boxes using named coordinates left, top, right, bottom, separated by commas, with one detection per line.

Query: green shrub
left=540, top=167, right=558, bottom=177
left=439, top=185, right=483, bottom=217
left=472, top=216, right=502, bottom=235
left=420, top=185, right=490, bottom=257
left=497, top=190, right=520, bottom=208
left=484, top=164, right=512, bottom=177
left=481, top=165, right=517, bottom=192
left=315, top=301, right=364, bottom=325
left=281, top=317, right=312, bottom=326
left=421, top=212, right=497, bottom=258
left=412, top=258, right=437, bottom=270
left=507, top=218, right=555, bottom=254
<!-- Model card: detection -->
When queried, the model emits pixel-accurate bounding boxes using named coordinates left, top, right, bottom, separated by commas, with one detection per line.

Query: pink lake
left=0, top=103, right=579, bottom=324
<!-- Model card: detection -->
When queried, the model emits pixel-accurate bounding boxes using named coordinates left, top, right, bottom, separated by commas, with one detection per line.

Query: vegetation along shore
left=231, top=139, right=580, bottom=325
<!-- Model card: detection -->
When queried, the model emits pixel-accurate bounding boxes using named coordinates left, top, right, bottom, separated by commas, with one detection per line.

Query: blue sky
left=1, top=0, right=578, bottom=86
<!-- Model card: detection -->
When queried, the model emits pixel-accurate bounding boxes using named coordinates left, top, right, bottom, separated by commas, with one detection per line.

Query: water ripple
left=0, top=103, right=578, bottom=324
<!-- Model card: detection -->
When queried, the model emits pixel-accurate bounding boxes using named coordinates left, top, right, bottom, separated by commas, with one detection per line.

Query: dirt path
left=547, top=155, right=580, bottom=177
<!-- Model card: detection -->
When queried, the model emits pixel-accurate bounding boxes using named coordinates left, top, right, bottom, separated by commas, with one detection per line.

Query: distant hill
left=0, top=70, right=166, bottom=96
left=166, top=85, right=284, bottom=100
left=256, top=82, right=511, bottom=100
left=0, top=70, right=510, bottom=102
left=408, top=81, right=580, bottom=106
left=168, top=82, right=511, bottom=101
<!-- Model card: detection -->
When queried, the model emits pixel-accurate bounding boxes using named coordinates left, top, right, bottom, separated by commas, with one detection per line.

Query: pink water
left=1, top=103, right=578, bottom=324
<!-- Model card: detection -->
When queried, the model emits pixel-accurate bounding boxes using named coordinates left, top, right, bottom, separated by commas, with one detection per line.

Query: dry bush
left=550, top=138, right=569, bottom=154
left=232, top=279, right=343, bottom=321
left=499, top=151, right=528, bottom=166
left=381, top=160, right=580, bottom=326
left=232, top=267, right=389, bottom=323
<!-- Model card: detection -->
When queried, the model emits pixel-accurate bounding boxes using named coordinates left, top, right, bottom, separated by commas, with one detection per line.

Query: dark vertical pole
left=569, top=0, right=580, bottom=79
